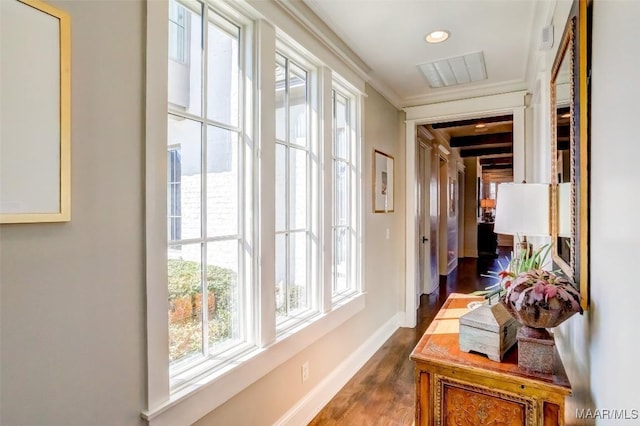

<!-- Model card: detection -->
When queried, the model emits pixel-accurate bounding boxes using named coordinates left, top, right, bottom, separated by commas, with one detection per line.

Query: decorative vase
left=499, top=289, right=581, bottom=374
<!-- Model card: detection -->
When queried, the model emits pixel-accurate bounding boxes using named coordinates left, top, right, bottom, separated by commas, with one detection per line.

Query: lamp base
left=516, top=326, right=555, bottom=374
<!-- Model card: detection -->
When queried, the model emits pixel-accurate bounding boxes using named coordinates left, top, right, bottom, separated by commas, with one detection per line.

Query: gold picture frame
left=0, top=0, right=71, bottom=223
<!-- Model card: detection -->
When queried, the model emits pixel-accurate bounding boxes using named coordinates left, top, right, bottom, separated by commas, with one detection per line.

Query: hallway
left=308, top=253, right=507, bottom=425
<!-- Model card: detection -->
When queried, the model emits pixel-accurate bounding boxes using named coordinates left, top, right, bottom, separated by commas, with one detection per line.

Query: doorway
left=402, top=92, right=527, bottom=328
left=418, top=142, right=437, bottom=296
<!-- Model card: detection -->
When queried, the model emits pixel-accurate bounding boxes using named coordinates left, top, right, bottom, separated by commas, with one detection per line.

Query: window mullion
left=284, top=58, right=291, bottom=319
left=201, top=6, right=210, bottom=358
left=285, top=144, right=291, bottom=317
left=305, top=77, right=312, bottom=311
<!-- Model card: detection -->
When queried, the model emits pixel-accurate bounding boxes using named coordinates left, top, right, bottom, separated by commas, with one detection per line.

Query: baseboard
left=273, top=312, right=403, bottom=426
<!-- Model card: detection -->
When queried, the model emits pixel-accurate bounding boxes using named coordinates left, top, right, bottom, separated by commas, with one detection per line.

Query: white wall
left=0, top=1, right=146, bottom=425
left=538, top=1, right=640, bottom=422
left=588, top=0, right=640, bottom=412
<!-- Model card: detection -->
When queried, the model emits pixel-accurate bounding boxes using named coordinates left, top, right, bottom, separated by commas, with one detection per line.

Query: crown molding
left=275, top=0, right=404, bottom=109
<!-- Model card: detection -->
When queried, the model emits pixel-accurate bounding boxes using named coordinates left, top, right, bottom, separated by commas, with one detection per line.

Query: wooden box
left=459, top=301, right=519, bottom=361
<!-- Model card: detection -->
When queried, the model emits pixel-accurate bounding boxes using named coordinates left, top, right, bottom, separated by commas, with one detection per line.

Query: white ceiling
left=300, top=0, right=555, bottom=108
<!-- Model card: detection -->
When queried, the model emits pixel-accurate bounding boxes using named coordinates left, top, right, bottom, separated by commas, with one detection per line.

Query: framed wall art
left=373, top=149, right=394, bottom=213
left=0, top=0, right=71, bottom=223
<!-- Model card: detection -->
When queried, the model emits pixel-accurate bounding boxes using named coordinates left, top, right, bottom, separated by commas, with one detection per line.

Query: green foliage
left=276, top=284, right=305, bottom=316
left=168, top=258, right=236, bottom=362
left=480, top=242, right=553, bottom=299
left=168, top=258, right=234, bottom=302
left=508, top=242, right=552, bottom=275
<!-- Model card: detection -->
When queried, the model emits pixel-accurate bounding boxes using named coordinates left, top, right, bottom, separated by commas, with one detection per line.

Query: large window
left=274, top=52, right=315, bottom=328
left=167, top=0, right=250, bottom=389
left=332, top=88, right=359, bottom=300
left=146, top=1, right=364, bottom=420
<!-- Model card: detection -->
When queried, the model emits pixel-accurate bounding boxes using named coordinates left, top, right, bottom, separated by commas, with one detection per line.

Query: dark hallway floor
left=308, top=252, right=508, bottom=425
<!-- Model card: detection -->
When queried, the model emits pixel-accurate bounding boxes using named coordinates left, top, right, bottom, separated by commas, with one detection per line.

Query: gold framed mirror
left=550, top=0, right=589, bottom=311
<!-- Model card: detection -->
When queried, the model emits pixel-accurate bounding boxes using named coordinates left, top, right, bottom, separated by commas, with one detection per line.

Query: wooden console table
left=410, top=293, right=572, bottom=426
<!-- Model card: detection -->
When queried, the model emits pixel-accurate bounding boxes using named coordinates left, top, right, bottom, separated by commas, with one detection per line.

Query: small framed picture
left=373, top=149, right=394, bottom=213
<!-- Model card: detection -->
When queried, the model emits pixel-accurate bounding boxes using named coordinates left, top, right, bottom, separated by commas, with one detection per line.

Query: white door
left=418, top=143, right=435, bottom=296
left=429, top=151, right=440, bottom=291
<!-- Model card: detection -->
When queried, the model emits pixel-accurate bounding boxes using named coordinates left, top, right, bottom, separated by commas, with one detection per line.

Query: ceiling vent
left=418, top=51, right=488, bottom=88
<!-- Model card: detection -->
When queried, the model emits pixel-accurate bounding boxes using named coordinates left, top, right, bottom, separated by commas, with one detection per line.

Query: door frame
left=402, top=91, right=527, bottom=328
left=417, top=141, right=436, bottom=298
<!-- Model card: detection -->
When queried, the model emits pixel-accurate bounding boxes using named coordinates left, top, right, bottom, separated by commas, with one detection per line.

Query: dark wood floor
left=308, top=253, right=507, bottom=426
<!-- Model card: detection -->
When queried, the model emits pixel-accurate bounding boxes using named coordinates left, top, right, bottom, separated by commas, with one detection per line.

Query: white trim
left=403, top=80, right=529, bottom=109
left=256, top=18, right=277, bottom=348
left=512, top=107, right=527, bottom=182
left=143, top=294, right=366, bottom=426
left=145, top=0, right=170, bottom=409
left=402, top=91, right=528, bottom=329
left=274, top=0, right=371, bottom=76
left=404, top=90, right=528, bottom=122
left=403, top=120, right=418, bottom=328
left=273, top=311, right=403, bottom=426
left=249, top=0, right=365, bottom=94
left=321, top=67, right=333, bottom=314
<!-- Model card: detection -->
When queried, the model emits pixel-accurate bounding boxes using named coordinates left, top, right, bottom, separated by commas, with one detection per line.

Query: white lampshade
left=558, top=182, right=571, bottom=238
left=494, top=183, right=550, bottom=236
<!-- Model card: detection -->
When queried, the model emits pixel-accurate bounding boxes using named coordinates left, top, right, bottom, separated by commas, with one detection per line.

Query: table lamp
left=494, top=182, right=550, bottom=255
left=480, top=198, right=496, bottom=221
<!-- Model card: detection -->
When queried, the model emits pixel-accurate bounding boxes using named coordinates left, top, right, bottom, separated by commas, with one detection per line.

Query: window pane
left=206, top=240, right=240, bottom=350
left=288, top=62, right=307, bottom=147
left=332, top=86, right=358, bottom=301
left=275, top=54, right=287, bottom=142
left=289, top=147, right=307, bottom=230
left=169, top=1, right=187, bottom=62
left=207, top=11, right=240, bottom=127
left=334, top=160, right=348, bottom=226
left=334, top=91, right=348, bottom=160
left=333, top=228, right=348, bottom=294
left=168, top=149, right=182, bottom=241
left=289, top=231, right=308, bottom=314
left=275, top=143, right=286, bottom=232
left=275, top=233, right=286, bottom=319
left=206, top=126, right=239, bottom=237
left=168, top=0, right=202, bottom=116
left=168, top=243, right=204, bottom=364
left=168, top=115, right=202, bottom=240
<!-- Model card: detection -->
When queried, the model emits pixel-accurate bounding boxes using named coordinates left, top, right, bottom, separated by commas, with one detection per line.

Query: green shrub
left=168, top=258, right=236, bottom=361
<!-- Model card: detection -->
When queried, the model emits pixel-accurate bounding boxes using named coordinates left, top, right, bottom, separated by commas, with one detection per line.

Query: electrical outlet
left=301, top=361, right=309, bottom=383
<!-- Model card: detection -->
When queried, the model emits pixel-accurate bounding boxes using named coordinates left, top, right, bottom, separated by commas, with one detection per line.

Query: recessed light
left=426, top=30, right=450, bottom=44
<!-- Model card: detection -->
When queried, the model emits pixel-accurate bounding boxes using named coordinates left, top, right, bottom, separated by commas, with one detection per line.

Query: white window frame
left=274, top=46, right=320, bottom=334
left=166, top=0, right=256, bottom=393
left=143, top=2, right=365, bottom=424
left=330, top=82, right=361, bottom=304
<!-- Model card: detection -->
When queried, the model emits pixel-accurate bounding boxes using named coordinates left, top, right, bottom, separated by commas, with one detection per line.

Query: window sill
left=142, top=292, right=365, bottom=426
